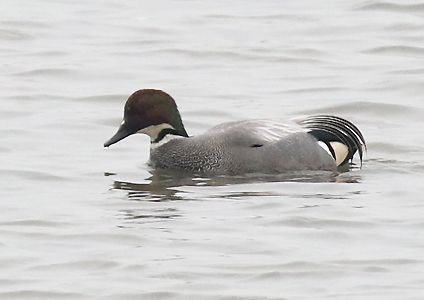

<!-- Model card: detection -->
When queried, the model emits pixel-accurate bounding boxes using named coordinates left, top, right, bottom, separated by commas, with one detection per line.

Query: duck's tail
left=297, top=115, right=366, bottom=167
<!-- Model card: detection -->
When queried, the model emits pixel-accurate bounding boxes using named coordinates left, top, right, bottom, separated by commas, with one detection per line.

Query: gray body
left=104, top=90, right=365, bottom=175
left=149, top=119, right=336, bottom=174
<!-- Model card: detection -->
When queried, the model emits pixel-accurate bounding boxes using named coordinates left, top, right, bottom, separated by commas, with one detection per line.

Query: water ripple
left=357, top=2, right=424, bottom=13
left=363, top=45, right=424, bottom=57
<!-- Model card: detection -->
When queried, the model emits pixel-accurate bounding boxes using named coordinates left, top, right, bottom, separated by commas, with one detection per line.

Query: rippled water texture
left=2, top=0, right=424, bottom=299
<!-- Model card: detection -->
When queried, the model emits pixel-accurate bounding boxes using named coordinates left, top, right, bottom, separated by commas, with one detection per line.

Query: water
left=2, top=0, right=424, bottom=299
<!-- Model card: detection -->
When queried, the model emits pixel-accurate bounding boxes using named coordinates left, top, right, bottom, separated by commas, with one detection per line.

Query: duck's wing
left=206, top=119, right=306, bottom=146
left=206, top=116, right=366, bottom=167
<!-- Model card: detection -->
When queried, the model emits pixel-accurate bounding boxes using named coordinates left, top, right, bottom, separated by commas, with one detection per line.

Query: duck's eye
left=250, top=144, right=263, bottom=148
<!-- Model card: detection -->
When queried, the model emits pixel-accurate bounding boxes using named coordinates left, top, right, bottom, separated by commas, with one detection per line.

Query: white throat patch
left=150, top=134, right=184, bottom=150
left=137, top=123, right=175, bottom=142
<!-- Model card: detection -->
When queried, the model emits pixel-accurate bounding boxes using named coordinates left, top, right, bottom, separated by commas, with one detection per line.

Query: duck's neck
left=150, top=133, right=185, bottom=150
left=138, top=123, right=188, bottom=144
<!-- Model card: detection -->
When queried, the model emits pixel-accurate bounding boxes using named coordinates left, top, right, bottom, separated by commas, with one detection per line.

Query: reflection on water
left=107, top=156, right=419, bottom=225
left=113, top=180, right=184, bottom=202
left=109, top=168, right=363, bottom=225
left=109, top=168, right=362, bottom=202
left=120, top=207, right=182, bottom=221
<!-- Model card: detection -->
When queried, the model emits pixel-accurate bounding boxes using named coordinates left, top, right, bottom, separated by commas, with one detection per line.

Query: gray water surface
left=2, top=0, right=424, bottom=299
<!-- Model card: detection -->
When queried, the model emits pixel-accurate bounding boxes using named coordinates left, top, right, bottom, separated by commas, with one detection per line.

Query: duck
left=104, top=89, right=366, bottom=174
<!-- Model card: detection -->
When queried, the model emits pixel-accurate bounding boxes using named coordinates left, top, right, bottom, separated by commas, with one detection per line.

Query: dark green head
left=104, top=89, right=188, bottom=147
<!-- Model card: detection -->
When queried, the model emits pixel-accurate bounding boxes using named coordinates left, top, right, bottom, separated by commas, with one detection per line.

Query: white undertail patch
left=318, top=141, right=349, bottom=166
left=330, top=141, right=349, bottom=166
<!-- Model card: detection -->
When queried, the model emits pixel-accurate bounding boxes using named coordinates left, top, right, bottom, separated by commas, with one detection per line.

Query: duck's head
left=104, top=89, right=188, bottom=147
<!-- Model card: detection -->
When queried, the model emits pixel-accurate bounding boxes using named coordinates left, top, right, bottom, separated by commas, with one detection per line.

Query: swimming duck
left=104, top=89, right=366, bottom=174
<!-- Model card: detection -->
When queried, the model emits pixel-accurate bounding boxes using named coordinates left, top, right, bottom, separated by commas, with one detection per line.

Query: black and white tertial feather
left=297, top=115, right=366, bottom=167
